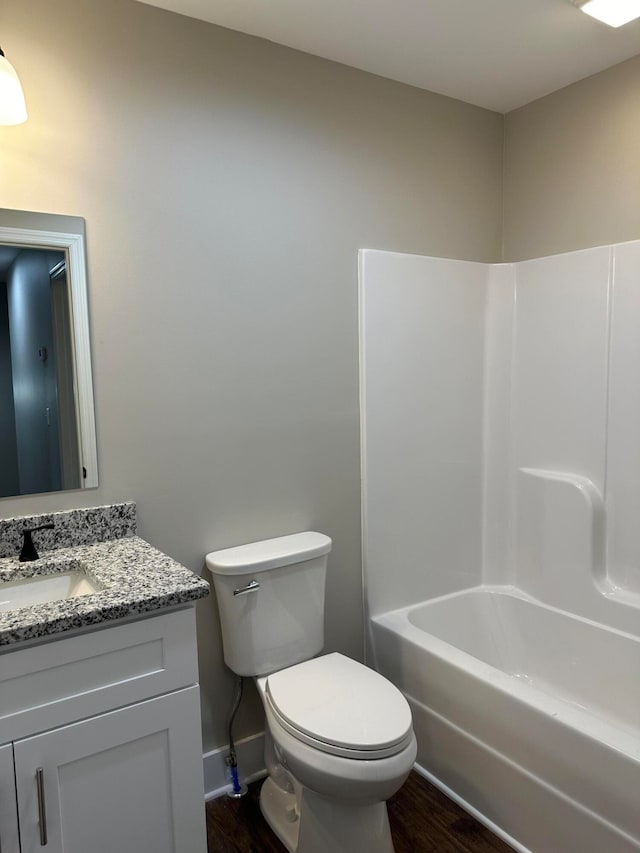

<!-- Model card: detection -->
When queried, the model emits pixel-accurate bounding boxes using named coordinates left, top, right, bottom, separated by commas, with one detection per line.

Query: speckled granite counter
left=0, top=503, right=209, bottom=648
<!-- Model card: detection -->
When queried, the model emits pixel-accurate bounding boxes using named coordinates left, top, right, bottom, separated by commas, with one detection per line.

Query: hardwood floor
left=206, top=771, right=514, bottom=852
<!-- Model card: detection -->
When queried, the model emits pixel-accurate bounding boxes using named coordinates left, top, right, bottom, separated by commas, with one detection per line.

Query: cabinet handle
left=36, top=767, right=48, bottom=846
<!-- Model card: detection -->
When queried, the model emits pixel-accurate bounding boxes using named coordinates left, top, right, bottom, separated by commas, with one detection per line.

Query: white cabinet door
left=14, top=687, right=206, bottom=853
left=0, top=743, right=20, bottom=853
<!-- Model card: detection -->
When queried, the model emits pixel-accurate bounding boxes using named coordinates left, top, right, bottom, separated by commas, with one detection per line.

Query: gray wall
left=503, top=54, right=640, bottom=261
left=0, top=0, right=503, bottom=750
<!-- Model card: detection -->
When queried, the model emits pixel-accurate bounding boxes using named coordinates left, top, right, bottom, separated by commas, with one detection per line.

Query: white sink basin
left=0, top=569, right=99, bottom=613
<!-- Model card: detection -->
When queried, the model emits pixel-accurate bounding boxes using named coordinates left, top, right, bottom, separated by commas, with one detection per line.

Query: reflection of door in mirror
left=0, top=247, right=81, bottom=498
left=51, top=261, right=81, bottom=491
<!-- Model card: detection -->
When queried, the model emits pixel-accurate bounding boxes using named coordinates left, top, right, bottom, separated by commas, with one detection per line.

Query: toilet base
left=260, top=776, right=395, bottom=853
left=260, top=776, right=300, bottom=851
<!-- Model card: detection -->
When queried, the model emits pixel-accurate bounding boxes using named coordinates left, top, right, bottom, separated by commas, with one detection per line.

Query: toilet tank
left=206, top=532, right=332, bottom=676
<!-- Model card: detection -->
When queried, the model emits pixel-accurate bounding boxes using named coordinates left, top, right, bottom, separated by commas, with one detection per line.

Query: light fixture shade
left=574, top=0, right=640, bottom=26
left=0, top=48, right=28, bottom=125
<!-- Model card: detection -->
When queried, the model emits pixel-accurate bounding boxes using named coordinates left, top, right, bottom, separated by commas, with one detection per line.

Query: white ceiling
left=137, top=0, right=640, bottom=112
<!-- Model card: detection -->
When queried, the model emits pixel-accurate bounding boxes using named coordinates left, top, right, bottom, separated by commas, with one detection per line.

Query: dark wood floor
left=206, top=771, right=514, bottom=852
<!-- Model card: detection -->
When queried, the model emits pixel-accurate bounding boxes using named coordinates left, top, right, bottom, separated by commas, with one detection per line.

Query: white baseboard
left=203, top=731, right=267, bottom=801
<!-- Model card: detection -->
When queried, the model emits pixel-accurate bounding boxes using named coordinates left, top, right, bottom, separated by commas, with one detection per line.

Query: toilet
left=206, top=532, right=417, bottom=853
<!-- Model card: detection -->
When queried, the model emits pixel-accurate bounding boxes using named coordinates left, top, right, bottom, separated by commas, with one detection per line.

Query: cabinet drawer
left=0, top=608, right=199, bottom=743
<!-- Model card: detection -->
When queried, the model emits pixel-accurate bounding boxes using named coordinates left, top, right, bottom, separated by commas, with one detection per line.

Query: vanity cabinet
left=13, top=686, right=203, bottom=853
left=0, top=608, right=207, bottom=853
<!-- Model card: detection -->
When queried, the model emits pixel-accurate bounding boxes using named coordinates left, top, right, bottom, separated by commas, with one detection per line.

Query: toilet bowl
left=206, top=532, right=416, bottom=852
left=256, top=654, right=416, bottom=852
left=258, top=653, right=417, bottom=803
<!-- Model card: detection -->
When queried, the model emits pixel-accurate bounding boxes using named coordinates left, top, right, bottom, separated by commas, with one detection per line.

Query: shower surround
left=359, top=244, right=640, bottom=853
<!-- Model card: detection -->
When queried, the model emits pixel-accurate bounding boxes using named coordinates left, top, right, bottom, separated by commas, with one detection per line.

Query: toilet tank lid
left=205, top=531, right=332, bottom=576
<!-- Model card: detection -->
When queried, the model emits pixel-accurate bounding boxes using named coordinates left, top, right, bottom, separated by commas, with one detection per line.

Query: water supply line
left=226, top=675, right=248, bottom=798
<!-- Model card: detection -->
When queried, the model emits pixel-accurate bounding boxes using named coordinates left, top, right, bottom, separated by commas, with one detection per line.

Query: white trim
left=0, top=225, right=98, bottom=489
left=413, top=762, right=529, bottom=853
left=203, top=731, right=266, bottom=801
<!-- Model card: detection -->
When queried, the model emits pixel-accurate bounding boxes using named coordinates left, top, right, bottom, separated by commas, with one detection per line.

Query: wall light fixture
left=0, top=45, right=27, bottom=125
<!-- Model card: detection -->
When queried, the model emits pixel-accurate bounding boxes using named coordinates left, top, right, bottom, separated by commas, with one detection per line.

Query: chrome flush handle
left=233, top=579, right=260, bottom=597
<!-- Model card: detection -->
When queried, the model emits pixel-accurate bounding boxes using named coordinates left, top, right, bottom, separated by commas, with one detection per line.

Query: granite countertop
left=0, top=503, right=209, bottom=648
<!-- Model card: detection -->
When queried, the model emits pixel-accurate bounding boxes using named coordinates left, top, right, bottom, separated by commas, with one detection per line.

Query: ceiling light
left=0, top=45, right=27, bottom=125
left=573, top=0, right=640, bottom=26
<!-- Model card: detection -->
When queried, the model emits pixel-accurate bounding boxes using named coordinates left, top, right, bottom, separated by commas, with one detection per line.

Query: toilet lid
left=265, top=653, right=413, bottom=759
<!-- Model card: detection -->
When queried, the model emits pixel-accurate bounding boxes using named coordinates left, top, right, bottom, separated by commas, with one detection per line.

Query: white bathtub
left=371, top=586, right=640, bottom=853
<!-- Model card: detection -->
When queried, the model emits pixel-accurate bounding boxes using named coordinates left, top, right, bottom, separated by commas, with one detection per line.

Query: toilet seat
left=264, top=653, right=413, bottom=760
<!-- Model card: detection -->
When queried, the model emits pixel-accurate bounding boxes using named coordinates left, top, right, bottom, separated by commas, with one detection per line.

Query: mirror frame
left=0, top=223, right=98, bottom=490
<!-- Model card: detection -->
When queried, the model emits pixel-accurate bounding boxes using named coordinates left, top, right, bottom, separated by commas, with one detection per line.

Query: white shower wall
left=607, top=241, right=640, bottom=596
left=359, top=250, right=487, bottom=617
left=481, top=262, right=515, bottom=586
left=360, top=242, right=640, bottom=628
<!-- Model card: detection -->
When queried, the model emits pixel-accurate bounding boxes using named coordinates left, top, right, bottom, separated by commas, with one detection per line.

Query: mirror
left=0, top=209, right=97, bottom=499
